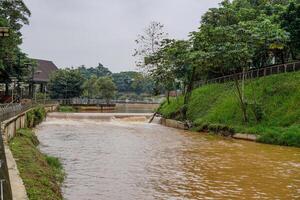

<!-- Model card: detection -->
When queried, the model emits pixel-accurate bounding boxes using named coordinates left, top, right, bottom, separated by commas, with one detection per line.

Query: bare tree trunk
left=184, top=66, right=196, bottom=105
left=234, top=75, right=248, bottom=123
left=167, top=90, right=170, bottom=104
left=5, top=82, right=9, bottom=95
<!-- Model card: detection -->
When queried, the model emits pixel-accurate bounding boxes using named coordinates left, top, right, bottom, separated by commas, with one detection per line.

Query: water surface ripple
left=37, top=114, right=300, bottom=200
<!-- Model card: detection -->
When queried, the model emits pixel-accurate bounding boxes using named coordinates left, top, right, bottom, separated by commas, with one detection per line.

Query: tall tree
left=82, top=75, right=99, bottom=98
left=97, top=77, right=117, bottom=103
left=48, top=69, right=84, bottom=99
left=78, top=63, right=112, bottom=79
left=133, top=21, right=168, bottom=71
left=0, top=0, right=31, bottom=93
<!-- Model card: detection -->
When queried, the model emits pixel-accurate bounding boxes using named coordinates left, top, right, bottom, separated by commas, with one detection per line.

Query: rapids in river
left=36, top=113, right=300, bottom=200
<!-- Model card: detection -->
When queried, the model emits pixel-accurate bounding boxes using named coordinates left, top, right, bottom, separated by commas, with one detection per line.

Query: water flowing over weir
left=36, top=113, right=300, bottom=200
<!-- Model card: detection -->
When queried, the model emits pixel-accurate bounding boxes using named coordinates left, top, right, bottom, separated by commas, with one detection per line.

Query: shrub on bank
left=58, top=106, right=76, bottom=113
left=157, top=71, right=300, bottom=147
left=9, top=129, right=64, bottom=200
left=26, top=106, right=46, bottom=128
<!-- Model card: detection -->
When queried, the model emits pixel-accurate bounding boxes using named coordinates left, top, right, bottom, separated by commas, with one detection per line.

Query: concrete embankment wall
left=1, top=104, right=58, bottom=200
left=158, top=117, right=257, bottom=142
left=160, top=118, right=189, bottom=130
left=1, top=105, right=58, bottom=143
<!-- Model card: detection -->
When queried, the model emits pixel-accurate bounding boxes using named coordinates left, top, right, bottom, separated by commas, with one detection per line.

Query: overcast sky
left=21, top=0, right=220, bottom=72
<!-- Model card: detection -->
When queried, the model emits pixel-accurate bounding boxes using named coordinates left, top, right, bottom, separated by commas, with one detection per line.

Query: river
left=36, top=113, right=300, bottom=200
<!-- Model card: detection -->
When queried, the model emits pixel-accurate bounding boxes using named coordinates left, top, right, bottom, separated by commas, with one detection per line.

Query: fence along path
left=0, top=103, right=39, bottom=200
left=195, top=61, right=300, bottom=87
left=0, top=103, right=36, bottom=200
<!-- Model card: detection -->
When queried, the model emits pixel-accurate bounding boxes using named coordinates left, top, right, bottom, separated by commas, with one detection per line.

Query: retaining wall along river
left=0, top=104, right=58, bottom=200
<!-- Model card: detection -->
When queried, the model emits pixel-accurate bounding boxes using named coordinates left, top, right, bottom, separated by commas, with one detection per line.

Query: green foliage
left=257, top=125, right=300, bottom=147
left=97, top=77, right=117, bottom=103
left=158, top=71, right=300, bottom=147
left=16, top=128, right=39, bottom=146
left=58, top=106, right=76, bottom=113
left=48, top=69, right=84, bottom=99
left=138, top=0, right=299, bottom=103
left=280, top=0, right=300, bottom=59
left=9, top=129, right=64, bottom=200
left=82, top=75, right=99, bottom=98
left=45, top=156, right=65, bottom=184
left=0, top=0, right=32, bottom=84
left=112, top=71, right=154, bottom=94
left=82, top=76, right=117, bottom=102
left=157, top=97, right=184, bottom=120
left=77, top=63, right=112, bottom=79
left=26, top=106, right=46, bottom=128
left=35, top=92, right=49, bottom=100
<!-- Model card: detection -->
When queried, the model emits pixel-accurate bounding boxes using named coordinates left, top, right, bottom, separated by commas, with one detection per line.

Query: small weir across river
left=36, top=112, right=300, bottom=200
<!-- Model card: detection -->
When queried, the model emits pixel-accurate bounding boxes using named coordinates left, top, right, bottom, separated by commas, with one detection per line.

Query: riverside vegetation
left=9, top=106, right=64, bottom=200
left=135, top=1, right=300, bottom=147
left=158, top=71, right=300, bottom=147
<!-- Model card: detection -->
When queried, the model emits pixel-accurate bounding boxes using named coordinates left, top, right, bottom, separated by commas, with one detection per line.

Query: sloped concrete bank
left=1, top=104, right=58, bottom=200
left=158, top=117, right=257, bottom=142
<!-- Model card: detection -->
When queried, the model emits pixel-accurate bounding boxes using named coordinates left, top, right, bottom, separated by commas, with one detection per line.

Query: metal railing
left=57, top=98, right=162, bottom=105
left=0, top=104, right=32, bottom=122
left=195, top=61, right=300, bottom=87
left=0, top=101, right=58, bottom=200
left=0, top=103, right=34, bottom=200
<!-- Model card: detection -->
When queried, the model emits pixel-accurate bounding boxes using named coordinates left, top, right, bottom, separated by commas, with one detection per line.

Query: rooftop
left=33, top=59, right=58, bottom=83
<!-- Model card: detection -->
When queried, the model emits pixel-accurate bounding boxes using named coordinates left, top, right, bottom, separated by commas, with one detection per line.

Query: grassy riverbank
left=9, top=128, right=64, bottom=200
left=158, top=71, right=300, bottom=147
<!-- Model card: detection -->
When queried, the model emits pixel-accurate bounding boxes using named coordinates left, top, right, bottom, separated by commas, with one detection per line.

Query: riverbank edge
left=9, top=128, right=64, bottom=200
left=159, top=117, right=257, bottom=142
left=0, top=104, right=61, bottom=200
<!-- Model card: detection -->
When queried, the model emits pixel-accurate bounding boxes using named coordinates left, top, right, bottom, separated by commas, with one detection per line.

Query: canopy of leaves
left=48, top=69, right=84, bottom=99
left=0, top=0, right=32, bottom=84
left=112, top=71, right=154, bottom=94
left=97, top=77, right=117, bottom=103
left=78, top=63, right=112, bottom=79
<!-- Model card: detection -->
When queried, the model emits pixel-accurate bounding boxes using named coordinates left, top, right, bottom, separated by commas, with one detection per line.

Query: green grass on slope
left=9, top=129, right=64, bottom=200
left=158, top=71, right=300, bottom=147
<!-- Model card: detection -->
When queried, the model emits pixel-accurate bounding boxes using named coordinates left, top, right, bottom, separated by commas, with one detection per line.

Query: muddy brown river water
left=37, top=113, right=300, bottom=200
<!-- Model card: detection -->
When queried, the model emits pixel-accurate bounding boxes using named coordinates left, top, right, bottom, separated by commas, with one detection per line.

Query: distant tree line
left=48, top=63, right=156, bottom=101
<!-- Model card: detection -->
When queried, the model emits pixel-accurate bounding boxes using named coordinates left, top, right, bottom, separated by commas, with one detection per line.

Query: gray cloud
left=21, top=0, right=220, bottom=72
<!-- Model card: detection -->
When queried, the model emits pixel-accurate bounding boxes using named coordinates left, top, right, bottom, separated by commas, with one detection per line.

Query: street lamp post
left=10, top=77, right=17, bottom=103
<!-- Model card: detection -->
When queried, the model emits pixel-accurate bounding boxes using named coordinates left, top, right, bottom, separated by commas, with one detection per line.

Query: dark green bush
left=58, top=106, right=76, bottom=112
left=26, top=106, right=46, bottom=128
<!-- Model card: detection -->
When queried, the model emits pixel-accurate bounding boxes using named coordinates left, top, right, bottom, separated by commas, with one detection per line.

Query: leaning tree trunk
left=182, top=66, right=196, bottom=120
